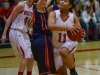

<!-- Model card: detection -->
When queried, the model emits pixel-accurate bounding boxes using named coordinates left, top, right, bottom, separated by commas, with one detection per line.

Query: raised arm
left=1, top=2, right=24, bottom=43
left=45, top=0, right=52, bottom=7
left=37, top=0, right=47, bottom=10
left=47, top=5, right=53, bottom=13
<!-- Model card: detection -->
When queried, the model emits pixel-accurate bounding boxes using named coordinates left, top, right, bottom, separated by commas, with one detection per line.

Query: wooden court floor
left=0, top=41, right=100, bottom=75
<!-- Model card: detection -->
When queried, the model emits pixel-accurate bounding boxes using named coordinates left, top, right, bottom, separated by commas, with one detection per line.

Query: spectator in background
left=74, top=0, right=80, bottom=5
left=82, top=5, right=99, bottom=41
left=85, top=0, right=99, bottom=12
left=95, top=9, right=100, bottom=23
left=74, top=4, right=88, bottom=42
left=80, top=0, right=86, bottom=11
left=8, top=0, right=15, bottom=7
left=84, top=0, right=88, bottom=2
left=96, top=0, right=100, bottom=5
left=0, top=0, right=3, bottom=7
left=95, top=8, right=100, bottom=34
left=0, top=0, right=8, bottom=7
left=10, top=0, right=20, bottom=12
left=0, top=2, right=11, bottom=35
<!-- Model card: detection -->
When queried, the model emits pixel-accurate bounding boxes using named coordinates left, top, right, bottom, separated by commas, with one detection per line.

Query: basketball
left=67, top=25, right=83, bottom=41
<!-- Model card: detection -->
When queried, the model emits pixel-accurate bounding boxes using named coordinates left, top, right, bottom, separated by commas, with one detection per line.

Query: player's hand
left=1, top=34, right=6, bottom=44
left=80, top=29, right=86, bottom=40
left=28, top=29, right=33, bottom=36
left=67, top=25, right=79, bottom=35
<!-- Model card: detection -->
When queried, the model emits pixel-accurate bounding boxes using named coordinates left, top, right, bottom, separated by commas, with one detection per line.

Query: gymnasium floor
left=0, top=41, right=100, bottom=75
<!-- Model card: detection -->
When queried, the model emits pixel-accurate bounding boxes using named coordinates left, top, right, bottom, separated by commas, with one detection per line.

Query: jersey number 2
left=58, top=33, right=66, bottom=43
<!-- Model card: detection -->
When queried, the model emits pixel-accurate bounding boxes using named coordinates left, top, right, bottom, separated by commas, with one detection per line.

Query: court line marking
left=0, top=55, right=15, bottom=59
left=76, top=48, right=100, bottom=52
left=77, top=66, right=100, bottom=71
left=0, top=48, right=100, bottom=59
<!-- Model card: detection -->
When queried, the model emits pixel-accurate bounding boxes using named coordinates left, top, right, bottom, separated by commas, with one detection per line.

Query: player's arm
left=74, top=15, right=86, bottom=39
left=45, top=0, right=52, bottom=8
left=1, top=2, right=24, bottom=43
left=37, top=0, right=47, bottom=10
left=74, top=14, right=81, bottom=26
left=47, top=5, right=53, bottom=13
left=48, top=11, right=76, bottom=31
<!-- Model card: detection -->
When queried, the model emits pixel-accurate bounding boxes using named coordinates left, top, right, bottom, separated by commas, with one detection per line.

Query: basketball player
left=31, top=0, right=56, bottom=75
left=1, top=0, right=34, bottom=75
left=48, top=0, right=85, bottom=75
left=48, top=0, right=68, bottom=75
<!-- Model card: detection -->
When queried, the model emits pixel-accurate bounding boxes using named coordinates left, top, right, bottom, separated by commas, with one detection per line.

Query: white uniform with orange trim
left=52, top=10, right=78, bottom=70
left=9, top=1, right=33, bottom=58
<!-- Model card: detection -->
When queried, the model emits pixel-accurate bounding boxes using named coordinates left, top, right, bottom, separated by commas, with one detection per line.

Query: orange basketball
left=67, top=25, right=83, bottom=41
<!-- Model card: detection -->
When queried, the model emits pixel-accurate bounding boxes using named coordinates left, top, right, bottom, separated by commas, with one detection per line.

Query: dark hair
left=86, top=5, right=92, bottom=9
left=74, top=4, right=82, bottom=17
left=69, top=0, right=75, bottom=12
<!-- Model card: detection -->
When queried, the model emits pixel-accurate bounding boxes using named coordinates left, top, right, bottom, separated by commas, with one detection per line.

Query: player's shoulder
left=17, top=1, right=25, bottom=8
left=69, top=12, right=74, bottom=15
left=49, top=11, right=56, bottom=15
left=69, top=12, right=75, bottom=17
left=54, top=9, right=60, bottom=12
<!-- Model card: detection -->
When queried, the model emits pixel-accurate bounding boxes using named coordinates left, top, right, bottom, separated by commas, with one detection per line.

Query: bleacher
left=0, top=38, right=11, bottom=48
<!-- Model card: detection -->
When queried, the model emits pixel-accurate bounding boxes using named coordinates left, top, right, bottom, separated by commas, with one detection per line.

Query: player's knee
left=29, top=58, right=34, bottom=62
left=59, top=48, right=69, bottom=59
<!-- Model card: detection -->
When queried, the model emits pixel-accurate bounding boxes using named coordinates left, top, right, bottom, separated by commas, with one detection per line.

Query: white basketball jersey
left=11, top=1, right=33, bottom=32
left=52, top=10, right=78, bottom=48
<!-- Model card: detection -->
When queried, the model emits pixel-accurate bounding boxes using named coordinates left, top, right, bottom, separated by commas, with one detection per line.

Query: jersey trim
left=60, top=14, right=69, bottom=22
left=26, top=1, right=33, bottom=8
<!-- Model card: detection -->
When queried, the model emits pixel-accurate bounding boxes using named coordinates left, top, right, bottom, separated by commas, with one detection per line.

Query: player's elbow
left=48, top=23, right=52, bottom=29
left=48, top=23, right=54, bottom=30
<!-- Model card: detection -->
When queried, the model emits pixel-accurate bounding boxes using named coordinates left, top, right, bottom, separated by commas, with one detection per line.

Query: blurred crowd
left=0, top=0, right=100, bottom=42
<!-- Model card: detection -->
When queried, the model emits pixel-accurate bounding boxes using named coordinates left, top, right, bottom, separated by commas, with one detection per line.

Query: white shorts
left=54, top=41, right=78, bottom=70
left=9, top=29, right=32, bottom=58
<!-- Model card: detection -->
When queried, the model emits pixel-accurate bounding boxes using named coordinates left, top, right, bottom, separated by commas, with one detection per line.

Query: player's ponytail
left=69, top=0, right=75, bottom=12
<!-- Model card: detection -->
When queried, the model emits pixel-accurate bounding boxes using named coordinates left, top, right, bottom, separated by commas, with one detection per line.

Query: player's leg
left=59, top=42, right=78, bottom=75
left=18, top=58, right=29, bottom=75
left=53, top=48, right=68, bottom=75
left=27, top=58, right=34, bottom=75
left=21, top=33, right=34, bottom=75
left=31, top=36, right=56, bottom=75
left=57, top=64, right=68, bottom=75
left=47, top=37, right=56, bottom=75
left=9, top=30, right=33, bottom=75
left=17, top=44, right=33, bottom=75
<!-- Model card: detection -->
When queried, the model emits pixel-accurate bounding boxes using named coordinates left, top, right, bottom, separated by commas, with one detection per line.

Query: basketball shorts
left=9, top=29, right=32, bottom=58
left=54, top=41, right=78, bottom=70
left=31, top=35, right=56, bottom=75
